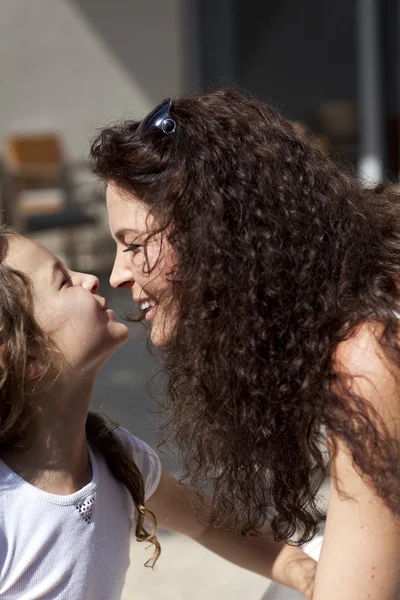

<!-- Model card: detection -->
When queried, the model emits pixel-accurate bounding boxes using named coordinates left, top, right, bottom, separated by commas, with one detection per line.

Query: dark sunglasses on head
left=136, top=98, right=176, bottom=135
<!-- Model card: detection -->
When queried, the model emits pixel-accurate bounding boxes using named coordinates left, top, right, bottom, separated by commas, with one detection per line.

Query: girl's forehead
left=4, top=237, right=55, bottom=277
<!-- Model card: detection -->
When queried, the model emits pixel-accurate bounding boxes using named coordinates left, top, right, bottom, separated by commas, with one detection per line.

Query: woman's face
left=107, top=184, right=176, bottom=347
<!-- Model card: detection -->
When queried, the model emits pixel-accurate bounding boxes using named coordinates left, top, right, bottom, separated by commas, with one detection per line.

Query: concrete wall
left=0, top=0, right=184, bottom=158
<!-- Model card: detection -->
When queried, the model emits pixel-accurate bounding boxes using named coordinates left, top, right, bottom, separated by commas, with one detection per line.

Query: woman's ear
left=26, top=355, right=47, bottom=380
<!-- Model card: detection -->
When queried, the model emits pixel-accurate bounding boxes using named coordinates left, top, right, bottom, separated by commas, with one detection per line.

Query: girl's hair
left=0, top=231, right=160, bottom=566
left=85, top=413, right=160, bottom=567
left=90, top=89, right=400, bottom=543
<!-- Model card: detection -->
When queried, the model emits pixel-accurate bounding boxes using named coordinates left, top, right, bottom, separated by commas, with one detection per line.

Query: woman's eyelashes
left=123, top=243, right=142, bottom=254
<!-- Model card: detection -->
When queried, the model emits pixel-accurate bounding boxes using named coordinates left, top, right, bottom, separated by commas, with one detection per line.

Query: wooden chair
left=2, top=133, right=96, bottom=268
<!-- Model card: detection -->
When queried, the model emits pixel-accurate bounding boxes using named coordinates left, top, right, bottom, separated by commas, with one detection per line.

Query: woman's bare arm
left=147, top=471, right=316, bottom=598
left=313, top=323, right=400, bottom=599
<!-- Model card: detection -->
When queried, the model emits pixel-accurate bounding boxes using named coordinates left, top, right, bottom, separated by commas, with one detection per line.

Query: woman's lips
left=133, top=296, right=157, bottom=321
left=145, top=305, right=156, bottom=321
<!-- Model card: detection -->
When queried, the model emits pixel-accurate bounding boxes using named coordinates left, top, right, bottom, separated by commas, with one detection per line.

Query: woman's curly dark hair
left=90, top=89, right=400, bottom=544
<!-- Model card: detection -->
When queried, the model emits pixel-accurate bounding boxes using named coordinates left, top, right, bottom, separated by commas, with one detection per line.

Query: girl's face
left=107, top=184, right=176, bottom=347
left=4, top=237, right=130, bottom=372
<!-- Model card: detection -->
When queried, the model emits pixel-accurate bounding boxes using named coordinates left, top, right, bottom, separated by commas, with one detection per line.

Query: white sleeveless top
left=0, top=427, right=161, bottom=600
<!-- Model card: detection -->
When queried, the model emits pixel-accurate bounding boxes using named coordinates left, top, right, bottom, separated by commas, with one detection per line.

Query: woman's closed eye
left=123, top=243, right=142, bottom=254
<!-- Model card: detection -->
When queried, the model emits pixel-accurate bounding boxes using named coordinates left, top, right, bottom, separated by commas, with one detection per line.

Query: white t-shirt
left=0, top=427, right=161, bottom=600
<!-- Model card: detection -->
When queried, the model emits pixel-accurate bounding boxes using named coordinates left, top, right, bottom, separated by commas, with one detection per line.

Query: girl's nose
left=88, top=274, right=100, bottom=294
left=79, top=272, right=100, bottom=293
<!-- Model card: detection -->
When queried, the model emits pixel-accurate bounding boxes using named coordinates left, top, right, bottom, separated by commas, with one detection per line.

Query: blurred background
left=0, top=1, right=396, bottom=598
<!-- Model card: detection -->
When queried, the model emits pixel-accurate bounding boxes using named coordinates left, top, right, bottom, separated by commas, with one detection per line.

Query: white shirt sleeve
left=114, top=427, right=162, bottom=500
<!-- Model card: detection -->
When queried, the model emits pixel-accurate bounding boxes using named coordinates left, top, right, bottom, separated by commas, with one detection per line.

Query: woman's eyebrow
left=114, top=228, right=141, bottom=241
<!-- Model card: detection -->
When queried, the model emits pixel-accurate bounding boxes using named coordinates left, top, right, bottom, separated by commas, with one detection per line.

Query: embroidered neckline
left=76, top=494, right=95, bottom=524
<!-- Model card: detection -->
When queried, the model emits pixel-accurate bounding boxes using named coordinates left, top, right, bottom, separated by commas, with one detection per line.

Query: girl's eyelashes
left=123, top=243, right=142, bottom=254
left=60, top=275, right=72, bottom=288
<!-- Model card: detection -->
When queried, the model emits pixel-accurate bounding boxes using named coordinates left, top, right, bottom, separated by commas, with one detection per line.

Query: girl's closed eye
left=60, top=274, right=72, bottom=288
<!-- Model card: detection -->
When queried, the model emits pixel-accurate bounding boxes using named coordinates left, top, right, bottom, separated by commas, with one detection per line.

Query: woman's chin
left=150, top=331, right=163, bottom=348
left=148, top=305, right=177, bottom=348
left=150, top=326, right=169, bottom=348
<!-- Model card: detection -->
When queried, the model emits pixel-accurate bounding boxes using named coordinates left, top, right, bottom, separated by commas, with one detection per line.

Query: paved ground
left=91, top=273, right=272, bottom=599
left=122, top=532, right=269, bottom=599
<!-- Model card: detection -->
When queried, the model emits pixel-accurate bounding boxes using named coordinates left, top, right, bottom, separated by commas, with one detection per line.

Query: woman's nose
left=109, top=255, right=134, bottom=289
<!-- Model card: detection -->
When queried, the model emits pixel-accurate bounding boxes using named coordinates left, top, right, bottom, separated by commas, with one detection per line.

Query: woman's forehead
left=106, top=185, right=155, bottom=235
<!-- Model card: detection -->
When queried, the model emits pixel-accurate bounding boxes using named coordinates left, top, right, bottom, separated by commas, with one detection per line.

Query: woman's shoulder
left=335, top=321, right=388, bottom=369
left=333, top=320, right=400, bottom=429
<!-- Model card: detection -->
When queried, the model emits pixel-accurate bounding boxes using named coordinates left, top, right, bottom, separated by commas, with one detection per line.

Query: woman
left=91, top=90, right=400, bottom=599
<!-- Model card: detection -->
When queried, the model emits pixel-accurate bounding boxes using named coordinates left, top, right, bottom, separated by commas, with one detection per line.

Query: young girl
left=90, top=90, right=400, bottom=599
left=0, top=229, right=316, bottom=599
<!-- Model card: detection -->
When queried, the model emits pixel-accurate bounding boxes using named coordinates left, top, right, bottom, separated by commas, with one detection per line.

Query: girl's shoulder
left=112, top=427, right=161, bottom=500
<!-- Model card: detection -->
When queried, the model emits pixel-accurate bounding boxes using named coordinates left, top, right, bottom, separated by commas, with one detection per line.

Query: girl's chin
left=108, top=319, right=130, bottom=339
left=86, top=333, right=130, bottom=371
left=94, top=325, right=131, bottom=361
left=113, top=326, right=131, bottom=345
